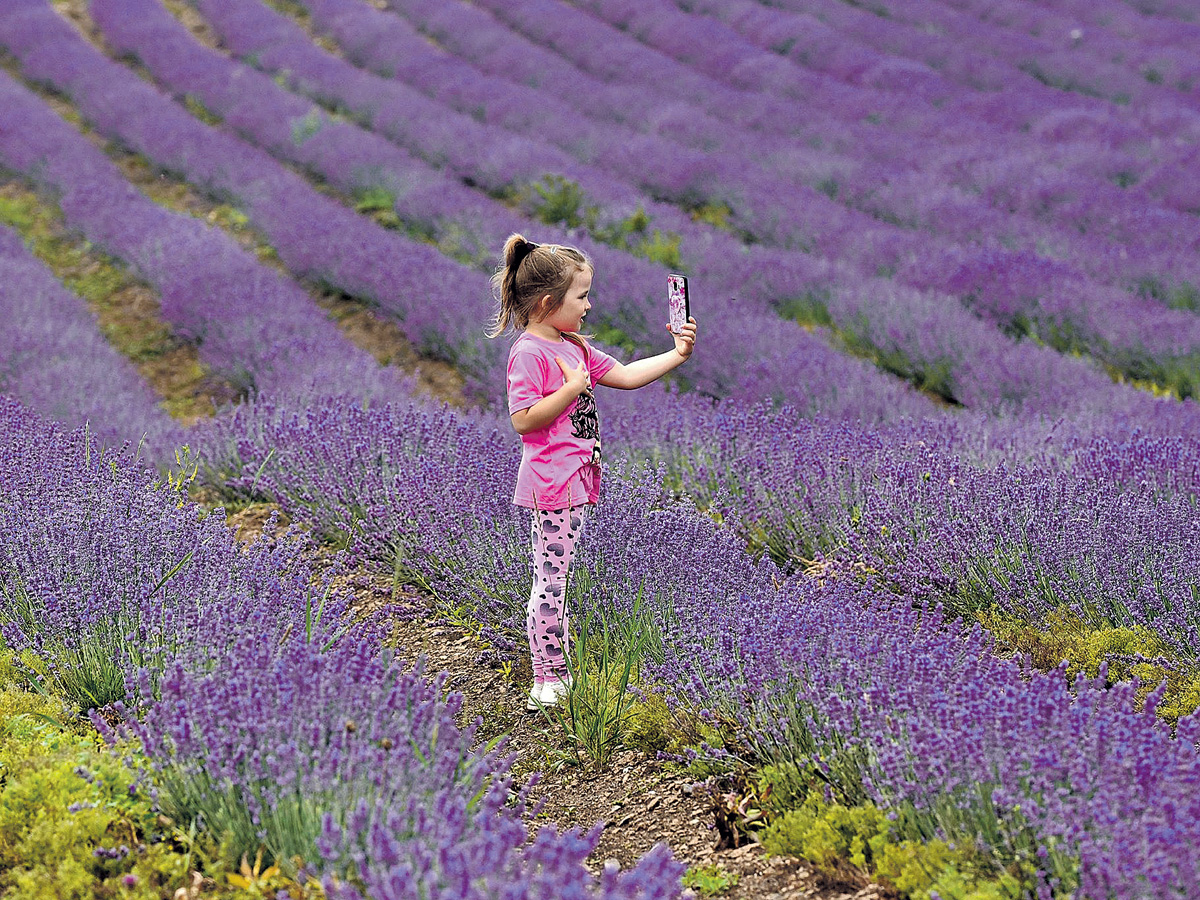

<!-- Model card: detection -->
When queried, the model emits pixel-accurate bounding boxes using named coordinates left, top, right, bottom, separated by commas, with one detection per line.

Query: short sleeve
left=584, top=341, right=619, bottom=385
left=507, top=346, right=551, bottom=415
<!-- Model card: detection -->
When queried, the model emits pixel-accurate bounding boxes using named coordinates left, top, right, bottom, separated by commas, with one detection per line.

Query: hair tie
left=512, top=240, right=539, bottom=271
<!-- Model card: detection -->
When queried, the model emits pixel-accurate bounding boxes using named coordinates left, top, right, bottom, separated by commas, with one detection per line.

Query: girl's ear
left=533, top=293, right=553, bottom=320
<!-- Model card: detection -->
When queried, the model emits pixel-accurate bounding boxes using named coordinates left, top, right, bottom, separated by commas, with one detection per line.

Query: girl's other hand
left=555, top=356, right=590, bottom=396
left=670, top=317, right=697, bottom=359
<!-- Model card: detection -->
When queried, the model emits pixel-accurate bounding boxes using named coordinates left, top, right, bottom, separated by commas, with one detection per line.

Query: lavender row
left=363, top=0, right=1200, bottom=290
left=679, top=405, right=1200, bottom=660
left=564, top=0, right=1200, bottom=207
left=191, top=389, right=1200, bottom=896
left=72, top=0, right=938, bottom=420
left=1035, top=0, right=1200, bottom=53
left=0, top=224, right=181, bottom=455
left=0, top=70, right=405, bottom=412
left=678, top=573, right=1200, bottom=899
left=717, top=0, right=1200, bottom=250
left=127, top=0, right=1163, bottom=419
left=195, top=374, right=1200, bottom=673
left=918, top=0, right=1200, bottom=99
left=0, top=394, right=348, bottom=713
left=0, top=396, right=685, bottom=898
left=365, top=0, right=1200, bottom=394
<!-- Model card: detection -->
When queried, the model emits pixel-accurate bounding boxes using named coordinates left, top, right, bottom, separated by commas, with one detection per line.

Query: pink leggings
left=527, top=506, right=589, bottom=682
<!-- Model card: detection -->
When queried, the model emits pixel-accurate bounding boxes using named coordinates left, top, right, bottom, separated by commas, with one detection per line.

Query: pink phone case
left=668, top=274, right=690, bottom=334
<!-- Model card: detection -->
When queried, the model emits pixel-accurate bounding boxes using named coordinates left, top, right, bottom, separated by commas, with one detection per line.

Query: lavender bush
left=0, top=395, right=351, bottom=710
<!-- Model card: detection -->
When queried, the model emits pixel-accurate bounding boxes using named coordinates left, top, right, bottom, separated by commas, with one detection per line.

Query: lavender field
left=2, top=0, right=1200, bottom=896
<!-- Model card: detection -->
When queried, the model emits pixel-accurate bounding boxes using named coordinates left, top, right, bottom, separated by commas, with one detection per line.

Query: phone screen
left=668, top=274, right=689, bottom=334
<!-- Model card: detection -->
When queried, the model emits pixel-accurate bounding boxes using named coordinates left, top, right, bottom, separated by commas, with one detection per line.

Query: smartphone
left=668, top=273, right=690, bottom=335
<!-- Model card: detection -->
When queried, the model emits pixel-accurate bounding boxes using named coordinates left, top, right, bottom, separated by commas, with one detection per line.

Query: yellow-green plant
left=981, top=608, right=1200, bottom=721
left=0, top=686, right=180, bottom=898
left=760, top=793, right=1033, bottom=899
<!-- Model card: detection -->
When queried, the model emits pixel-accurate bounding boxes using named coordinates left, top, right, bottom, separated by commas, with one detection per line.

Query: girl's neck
left=525, top=322, right=563, bottom=342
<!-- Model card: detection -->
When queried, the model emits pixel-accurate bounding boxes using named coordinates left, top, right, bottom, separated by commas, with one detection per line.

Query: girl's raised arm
left=598, top=318, right=696, bottom=390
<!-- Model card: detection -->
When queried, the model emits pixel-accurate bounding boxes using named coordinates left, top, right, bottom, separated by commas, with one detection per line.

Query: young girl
left=488, top=233, right=697, bottom=710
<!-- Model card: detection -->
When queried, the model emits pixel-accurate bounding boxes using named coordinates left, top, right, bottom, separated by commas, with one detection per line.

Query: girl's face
left=536, top=266, right=592, bottom=334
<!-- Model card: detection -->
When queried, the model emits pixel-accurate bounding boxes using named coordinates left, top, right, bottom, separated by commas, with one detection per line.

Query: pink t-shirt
left=507, top=332, right=618, bottom=510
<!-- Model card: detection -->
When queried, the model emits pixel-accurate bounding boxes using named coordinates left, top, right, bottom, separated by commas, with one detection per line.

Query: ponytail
left=487, top=233, right=591, bottom=338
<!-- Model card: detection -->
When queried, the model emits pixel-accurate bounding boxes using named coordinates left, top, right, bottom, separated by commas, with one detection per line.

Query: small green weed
left=290, top=109, right=325, bottom=145
left=682, top=862, right=738, bottom=896
left=526, top=173, right=588, bottom=228
left=183, top=94, right=221, bottom=126
left=353, top=185, right=401, bottom=229
left=688, top=201, right=734, bottom=231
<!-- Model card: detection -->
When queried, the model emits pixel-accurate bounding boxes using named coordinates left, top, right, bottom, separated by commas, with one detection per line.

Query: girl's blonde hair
left=486, top=233, right=592, bottom=338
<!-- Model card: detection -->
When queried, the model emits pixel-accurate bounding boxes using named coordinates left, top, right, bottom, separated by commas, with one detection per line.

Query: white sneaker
left=540, top=676, right=573, bottom=705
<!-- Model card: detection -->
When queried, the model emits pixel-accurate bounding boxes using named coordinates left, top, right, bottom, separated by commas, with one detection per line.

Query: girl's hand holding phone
left=669, top=317, right=697, bottom=359
left=555, top=356, right=590, bottom=396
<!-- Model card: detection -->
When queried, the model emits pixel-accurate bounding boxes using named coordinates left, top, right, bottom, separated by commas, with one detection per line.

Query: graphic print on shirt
left=569, top=388, right=600, bottom=441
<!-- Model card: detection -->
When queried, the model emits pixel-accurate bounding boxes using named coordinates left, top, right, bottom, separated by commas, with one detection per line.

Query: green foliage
left=623, top=692, right=674, bottom=755
left=760, top=793, right=891, bottom=870
left=1133, top=275, right=1200, bottom=312
left=981, top=608, right=1200, bottom=722
left=0, top=193, right=37, bottom=231
left=549, top=590, right=658, bottom=770
left=1016, top=61, right=1104, bottom=99
left=0, top=685, right=189, bottom=899
left=526, top=174, right=589, bottom=228
left=816, top=177, right=840, bottom=200
left=681, top=862, right=738, bottom=895
left=688, top=201, right=734, bottom=231
left=778, top=289, right=834, bottom=329
left=290, top=109, right=325, bottom=145
left=969, top=290, right=1197, bottom=400
left=183, top=94, right=221, bottom=126
left=0, top=681, right=325, bottom=897
left=760, top=794, right=1027, bottom=899
left=838, top=320, right=960, bottom=405
left=1109, top=169, right=1139, bottom=189
left=353, top=185, right=400, bottom=229
left=633, top=228, right=683, bottom=269
left=586, top=321, right=639, bottom=356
